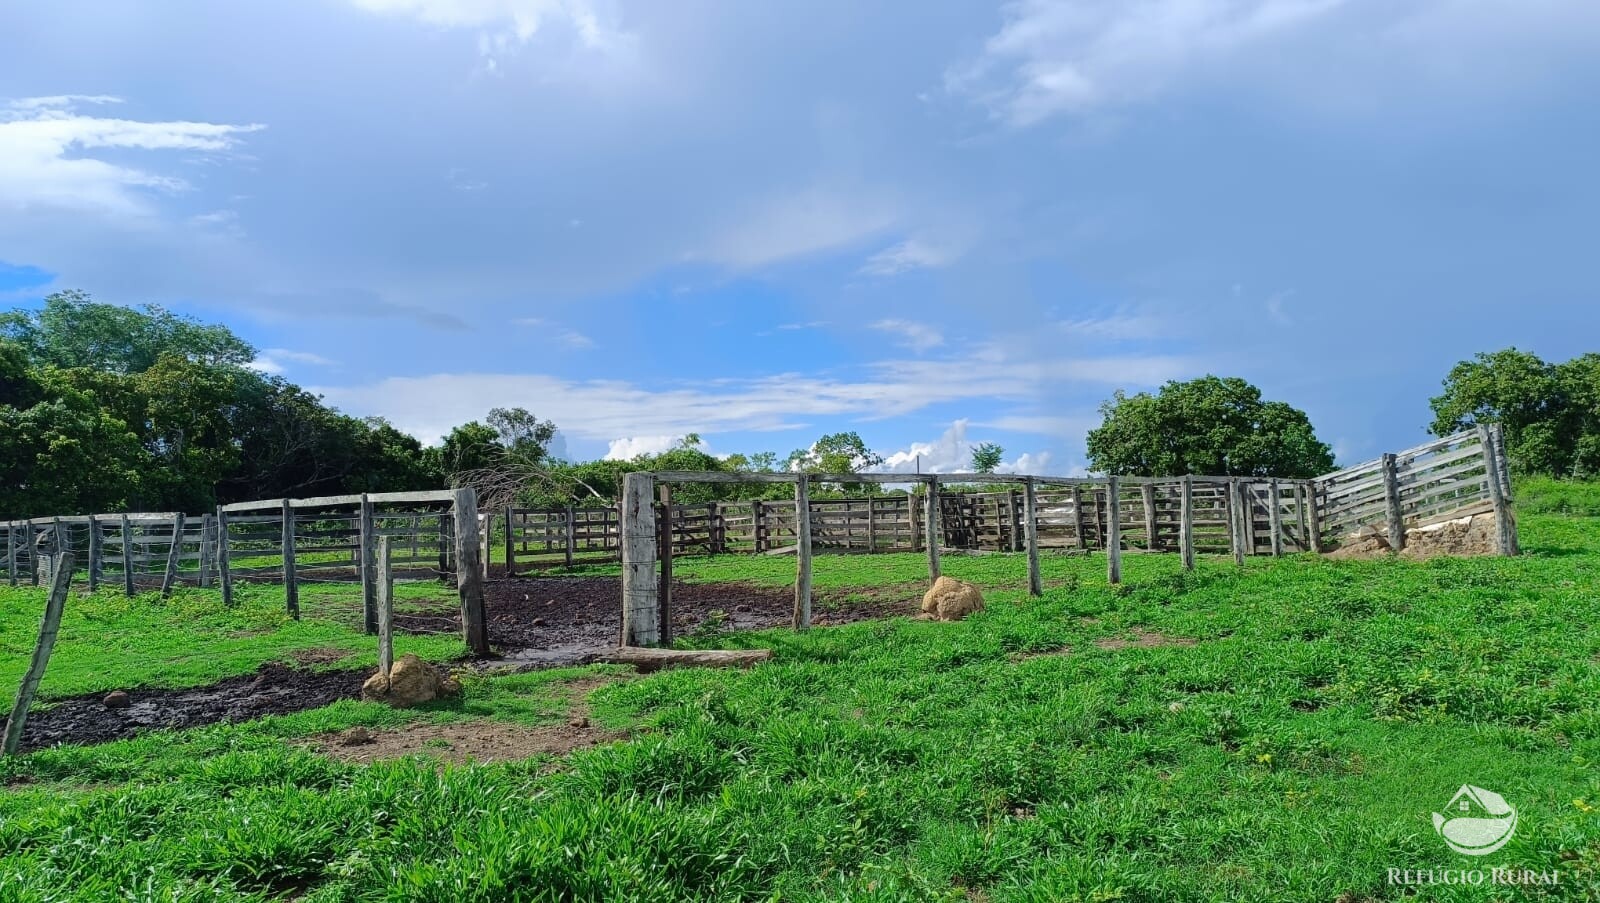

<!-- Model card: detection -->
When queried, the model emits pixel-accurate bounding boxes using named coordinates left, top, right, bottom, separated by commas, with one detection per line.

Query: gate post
left=621, top=473, right=660, bottom=646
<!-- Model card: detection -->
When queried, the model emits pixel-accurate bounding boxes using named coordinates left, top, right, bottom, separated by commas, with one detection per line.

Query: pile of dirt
left=1326, top=512, right=1504, bottom=561
left=921, top=576, right=985, bottom=621
left=361, top=653, right=462, bottom=708
left=16, top=663, right=368, bottom=752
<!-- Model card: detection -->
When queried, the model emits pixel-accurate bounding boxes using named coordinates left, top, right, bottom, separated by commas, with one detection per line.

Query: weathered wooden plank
left=924, top=484, right=941, bottom=580
left=1180, top=474, right=1195, bottom=570
left=1024, top=479, right=1042, bottom=596
left=1477, top=424, right=1516, bottom=556
left=281, top=500, right=299, bottom=618
left=359, top=496, right=377, bottom=634
left=161, top=513, right=186, bottom=599
left=1107, top=476, right=1122, bottom=584
left=377, top=536, right=394, bottom=676
left=1268, top=480, right=1284, bottom=557
left=120, top=515, right=135, bottom=596
left=454, top=488, right=490, bottom=655
left=1381, top=454, right=1406, bottom=552
left=795, top=477, right=813, bottom=630
left=657, top=486, right=674, bottom=645
left=620, top=473, right=659, bottom=647
left=2, top=552, right=74, bottom=755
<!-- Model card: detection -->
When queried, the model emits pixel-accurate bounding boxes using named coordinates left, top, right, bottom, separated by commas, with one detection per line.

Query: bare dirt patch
left=399, top=576, right=922, bottom=667
left=313, top=718, right=623, bottom=766
left=1095, top=629, right=1198, bottom=651
left=290, top=647, right=352, bottom=666
left=16, top=663, right=368, bottom=752
left=1326, top=511, right=1504, bottom=561
left=1008, top=645, right=1072, bottom=662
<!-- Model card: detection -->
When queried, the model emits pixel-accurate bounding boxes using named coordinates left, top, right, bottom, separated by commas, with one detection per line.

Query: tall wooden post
left=6, top=522, right=16, bottom=587
left=2, top=552, right=74, bottom=756
left=453, top=487, right=490, bottom=655
left=620, top=473, right=659, bottom=647
left=504, top=505, right=516, bottom=577
left=1477, top=425, right=1517, bottom=556
left=1305, top=480, right=1324, bottom=553
left=751, top=500, right=765, bottom=553
left=1486, top=424, right=1519, bottom=555
left=564, top=505, right=576, bottom=567
left=1141, top=483, right=1158, bottom=551
left=1070, top=485, right=1086, bottom=549
left=794, top=477, right=813, bottom=630
left=866, top=497, right=878, bottom=553
left=281, top=500, right=298, bottom=618
left=161, top=513, right=186, bottom=599
left=1230, top=483, right=1246, bottom=566
left=359, top=495, right=377, bottom=634
left=1023, top=479, right=1042, bottom=597
left=1294, top=483, right=1309, bottom=552
left=198, top=514, right=214, bottom=588
left=120, top=515, right=135, bottom=596
left=657, top=485, right=674, bottom=644
left=924, top=478, right=941, bottom=580
left=1268, top=480, right=1284, bottom=557
left=377, top=536, right=394, bottom=676
left=1106, top=477, right=1122, bottom=584
left=1381, top=454, right=1406, bottom=552
left=1180, top=475, right=1195, bottom=571
left=216, top=508, right=234, bottom=605
left=87, top=516, right=102, bottom=592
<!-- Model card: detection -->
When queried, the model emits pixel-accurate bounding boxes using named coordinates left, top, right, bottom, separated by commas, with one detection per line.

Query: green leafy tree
left=787, top=431, right=884, bottom=474
left=970, top=442, right=1004, bottom=473
left=1087, top=376, right=1334, bottom=478
left=486, top=407, right=558, bottom=462
left=1, top=290, right=254, bottom=373
left=0, top=381, right=148, bottom=516
left=1430, top=348, right=1600, bottom=477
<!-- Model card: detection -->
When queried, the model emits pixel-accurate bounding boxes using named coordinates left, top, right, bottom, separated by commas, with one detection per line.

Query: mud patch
left=312, top=718, right=622, bottom=766
left=1095, top=629, right=1198, bottom=651
left=16, top=663, right=368, bottom=752
left=402, top=576, right=922, bottom=668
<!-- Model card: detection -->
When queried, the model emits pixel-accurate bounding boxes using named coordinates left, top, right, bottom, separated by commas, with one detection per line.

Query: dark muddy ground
left=15, top=577, right=922, bottom=751
left=411, top=576, right=926, bottom=668
left=17, top=662, right=368, bottom=752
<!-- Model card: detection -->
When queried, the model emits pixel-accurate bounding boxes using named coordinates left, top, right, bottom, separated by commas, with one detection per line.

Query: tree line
left=3, top=291, right=1590, bottom=520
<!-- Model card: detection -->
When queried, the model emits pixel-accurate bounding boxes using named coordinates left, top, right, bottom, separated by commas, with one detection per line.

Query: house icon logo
left=1433, top=785, right=1517, bottom=856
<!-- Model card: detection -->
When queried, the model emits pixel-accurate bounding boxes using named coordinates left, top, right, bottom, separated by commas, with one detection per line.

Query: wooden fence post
left=1477, top=425, right=1517, bottom=556
left=657, top=486, right=674, bottom=644
left=1381, top=453, right=1406, bottom=552
left=1070, top=485, right=1086, bottom=550
left=2, top=551, right=75, bottom=756
left=620, top=473, right=659, bottom=647
left=1268, top=480, right=1284, bottom=557
left=216, top=507, right=234, bottom=605
left=751, top=500, right=765, bottom=553
left=1230, top=482, right=1246, bottom=566
left=6, top=522, right=16, bottom=587
left=795, top=477, right=813, bottom=630
left=453, top=487, right=490, bottom=655
left=1180, top=475, right=1195, bottom=571
left=196, top=514, right=212, bottom=588
left=161, top=513, right=186, bottom=599
left=120, top=515, right=135, bottom=596
left=1305, top=480, right=1324, bottom=553
left=866, top=497, right=878, bottom=553
left=564, top=505, right=576, bottom=567
left=1141, top=483, right=1158, bottom=551
left=1107, top=477, right=1122, bottom=584
left=1024, top=479, right=1042, bottom=597
left=377, top=536, right=394, bottom=676
left=87, top=516, right=102, bottom=592
left=504, top=505, right=516, bottom=577
left=359, top=495, right=377, bottom=634
left=1294, top=483, right=1309, bottom=551
left=281, top=500, right=298, bottom=617
left=924, top=478, right=941, bottom=580
left=1487, top=424, right=1520, bottom=555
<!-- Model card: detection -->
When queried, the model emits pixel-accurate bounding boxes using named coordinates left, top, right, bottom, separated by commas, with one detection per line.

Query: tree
left=485, top=407, right=558, bottom=461
left=970, top=442, right=1004, bottom=473
left=1087, top=376, right=1334, bottom=478
left=1430, top=348, right=1600, bottom=477
left=787, top=432, right=884, bottom=474
left=1, top=290, right=255, bottom=373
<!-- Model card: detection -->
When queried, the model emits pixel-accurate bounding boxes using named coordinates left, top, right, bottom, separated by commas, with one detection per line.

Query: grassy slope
left=3, top=513, right=1600, bottom=900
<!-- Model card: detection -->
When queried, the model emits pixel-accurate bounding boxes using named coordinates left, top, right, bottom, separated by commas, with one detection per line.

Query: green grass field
left=3, top=501, right=1600, bottom=900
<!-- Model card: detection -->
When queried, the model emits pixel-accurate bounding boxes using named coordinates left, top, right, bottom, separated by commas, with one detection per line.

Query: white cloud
left=604, top=435, right=680, bottom=460
left=860, top=238, right=953, bottom=276
left=879, top=419, right=1057, bottom=475
left=316, top=343, right=1193, bottom=445
left=948, top=0, right=1348, bottom=125
left=703, top=186, right=899, bottom=269
left=1055, top=311, right=1166, bottom=340
left=514, top=317, right=595, bottom=348
left=348, top=0, right=633, bottom=70
left=0, top=95, right=263, bottom=216
left=871, top=319, right=945, bottom=353
left=248, top=348, right=336, bottom=374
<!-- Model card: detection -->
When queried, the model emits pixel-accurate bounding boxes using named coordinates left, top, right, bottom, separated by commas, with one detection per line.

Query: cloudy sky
left=2, top=0, right=1596, bottom=474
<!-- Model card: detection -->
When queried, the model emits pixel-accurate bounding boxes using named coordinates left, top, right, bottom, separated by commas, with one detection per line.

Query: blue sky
left=2, top=0, right=1596, bottom=474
